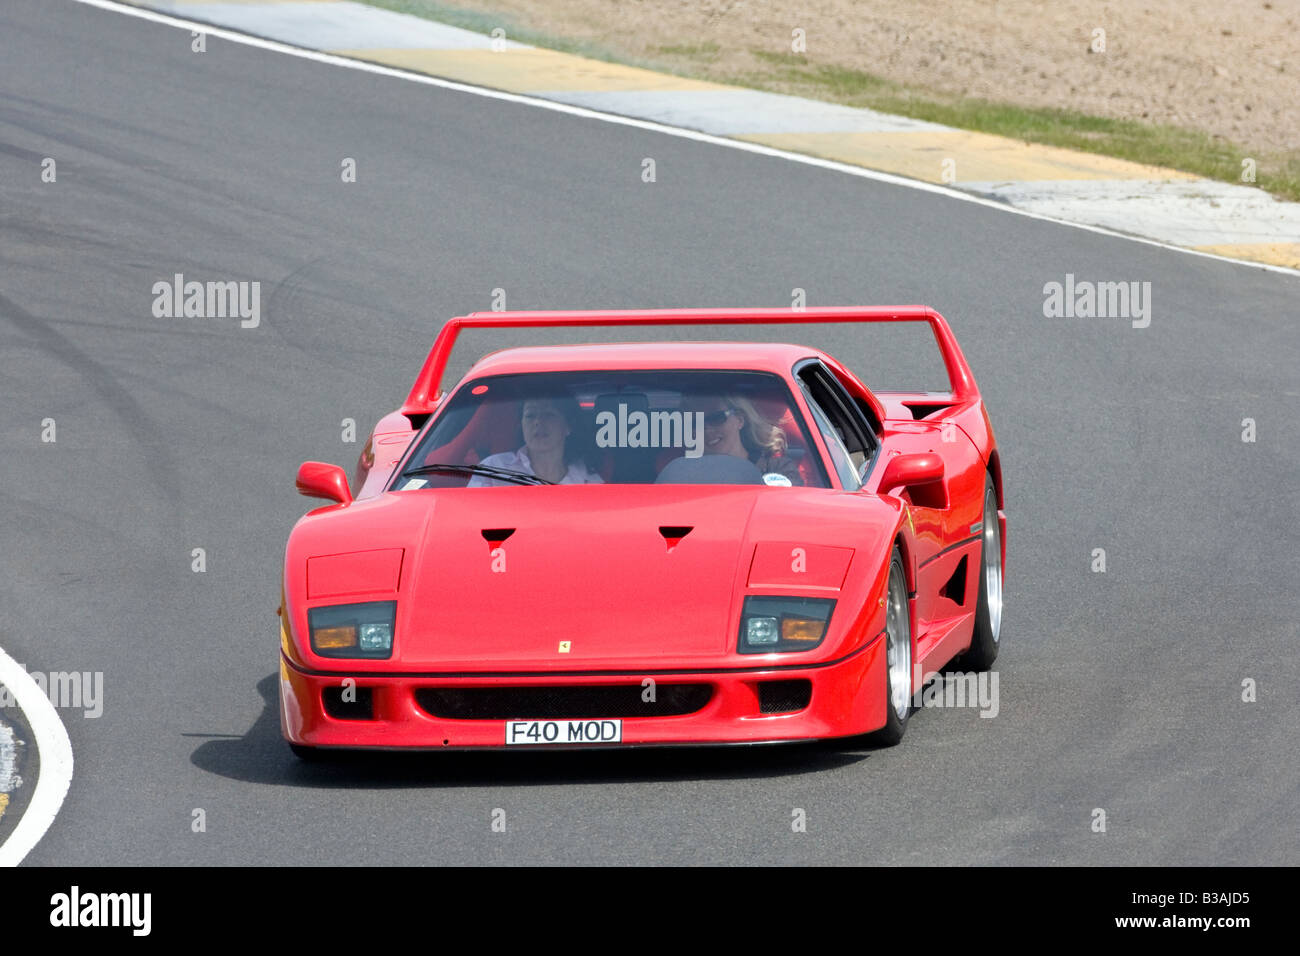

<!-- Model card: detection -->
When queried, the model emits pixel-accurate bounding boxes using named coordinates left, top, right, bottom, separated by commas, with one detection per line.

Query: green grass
left=356, top=2, right=1300, bottom=203
left=654, top=42, right=722, bottom=59
left=740, top=53, right=1299, bottom=200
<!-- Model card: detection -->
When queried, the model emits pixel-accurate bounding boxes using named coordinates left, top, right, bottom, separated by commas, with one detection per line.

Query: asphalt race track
left=2, top=0, right=1297, bottom=865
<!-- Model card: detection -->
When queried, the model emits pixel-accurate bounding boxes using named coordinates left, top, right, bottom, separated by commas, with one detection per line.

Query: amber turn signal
left=782, top=618, right=827, bottom=642
left=312, top=625, right=357, bottom=650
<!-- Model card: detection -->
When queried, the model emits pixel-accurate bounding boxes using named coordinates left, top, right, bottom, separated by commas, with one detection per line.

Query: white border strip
left=0, top=649, right=74, bottom=867
left=65, top=0, right=1300, bottom=277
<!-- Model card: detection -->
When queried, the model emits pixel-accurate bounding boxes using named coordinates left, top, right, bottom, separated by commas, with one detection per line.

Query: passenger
left=468, top=396, right=603, bottom=486
left=680, top=393, right=802, bottom=485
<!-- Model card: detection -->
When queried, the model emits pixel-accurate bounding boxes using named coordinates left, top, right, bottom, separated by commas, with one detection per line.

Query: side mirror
left=296, top=461, right=353, bottom=505
left=878, top=453, right=944, bottom=497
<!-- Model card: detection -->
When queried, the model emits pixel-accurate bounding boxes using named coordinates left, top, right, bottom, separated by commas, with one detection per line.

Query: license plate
left=505, top=719, right=622, bottom=746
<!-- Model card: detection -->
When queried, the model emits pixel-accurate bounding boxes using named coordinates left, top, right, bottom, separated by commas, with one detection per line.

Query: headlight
left=308, top=601, right=396, bottom=659
left=738, top=596, right=834, bottom=654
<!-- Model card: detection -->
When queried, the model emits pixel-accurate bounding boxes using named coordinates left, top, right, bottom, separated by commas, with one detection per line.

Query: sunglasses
left=701, top=408, right=738, bottom=427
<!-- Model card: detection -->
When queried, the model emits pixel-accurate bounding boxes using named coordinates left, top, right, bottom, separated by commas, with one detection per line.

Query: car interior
left=395, top=371, right=829, bottom=488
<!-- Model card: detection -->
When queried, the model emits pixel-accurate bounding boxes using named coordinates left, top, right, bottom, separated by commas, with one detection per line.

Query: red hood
left=285, top=484, right=900, bottom=671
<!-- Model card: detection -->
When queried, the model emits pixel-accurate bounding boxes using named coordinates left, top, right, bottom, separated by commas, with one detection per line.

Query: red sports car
left=278, top=307, right=1005, bottom=755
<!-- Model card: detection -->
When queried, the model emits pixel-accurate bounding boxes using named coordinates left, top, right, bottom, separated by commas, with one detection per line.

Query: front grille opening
left=322, top=686, right=374, bottom=720
left=416, top=684, right=712, bottom=720
left=758, top=679, right=812, bottom=714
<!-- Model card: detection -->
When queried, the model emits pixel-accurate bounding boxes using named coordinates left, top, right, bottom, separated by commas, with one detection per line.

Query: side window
left=803, top=392, right=860, bottom=489
left=797, top=364, right=879, bottom=490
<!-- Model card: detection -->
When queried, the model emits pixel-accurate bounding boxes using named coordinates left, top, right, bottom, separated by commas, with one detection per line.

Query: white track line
left=69, top=0, right=1300, bottom=278
left=0, top=650, right=74, bottom=867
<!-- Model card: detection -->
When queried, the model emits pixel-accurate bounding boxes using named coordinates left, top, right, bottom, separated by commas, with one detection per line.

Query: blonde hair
left=725, top=394, right=787, bottom=459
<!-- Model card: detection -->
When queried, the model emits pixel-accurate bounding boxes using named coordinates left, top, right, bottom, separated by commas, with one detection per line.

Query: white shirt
left=466, top=447, right=604, bottom=487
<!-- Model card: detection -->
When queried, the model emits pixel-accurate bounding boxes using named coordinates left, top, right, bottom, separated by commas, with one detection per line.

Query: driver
left=468, top=396, right=603, bottom=486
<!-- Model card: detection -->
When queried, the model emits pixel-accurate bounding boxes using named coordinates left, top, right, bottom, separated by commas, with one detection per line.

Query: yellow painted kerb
left=337, top=47, right=726, bottom=93
left=738, top=131, right=1198, bottom=184
left=1194, top=243, right=1300, bottom=269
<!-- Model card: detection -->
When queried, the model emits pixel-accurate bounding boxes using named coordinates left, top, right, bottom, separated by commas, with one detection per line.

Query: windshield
left=393, top=370, right=830, bottom=488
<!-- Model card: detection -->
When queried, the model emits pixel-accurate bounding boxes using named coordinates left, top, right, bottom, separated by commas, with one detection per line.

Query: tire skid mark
left=0, top=290, right=183, bottom=525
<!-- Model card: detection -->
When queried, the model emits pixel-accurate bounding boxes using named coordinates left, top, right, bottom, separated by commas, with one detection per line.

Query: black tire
left=869, top=549, right=913, bottom=746
left=959, top=472, right=1002, bottom=671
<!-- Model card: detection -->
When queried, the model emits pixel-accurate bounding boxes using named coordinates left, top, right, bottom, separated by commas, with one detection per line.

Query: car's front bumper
left=279, top=633, right=886, bottom=750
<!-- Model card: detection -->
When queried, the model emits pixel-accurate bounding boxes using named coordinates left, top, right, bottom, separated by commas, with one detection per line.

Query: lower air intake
left=758, top=679, right=812, bottom=714
left=416, top=684, right=712, bottom=720
left=322, top=686, right=374, bottom=720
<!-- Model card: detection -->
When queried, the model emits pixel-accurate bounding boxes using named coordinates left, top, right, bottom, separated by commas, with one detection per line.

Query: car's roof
left=464, top=341, right=827, bottom=378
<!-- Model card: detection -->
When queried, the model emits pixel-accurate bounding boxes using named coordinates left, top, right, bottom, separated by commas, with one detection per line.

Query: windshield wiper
left=401, top=463, right=554, bottom=486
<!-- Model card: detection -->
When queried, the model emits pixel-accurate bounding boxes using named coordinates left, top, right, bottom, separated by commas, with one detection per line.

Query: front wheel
left=870, top=549, right=913, bottom=746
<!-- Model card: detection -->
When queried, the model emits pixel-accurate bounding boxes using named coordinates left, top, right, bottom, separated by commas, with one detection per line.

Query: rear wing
left=399, top=306, right=977, bottom=423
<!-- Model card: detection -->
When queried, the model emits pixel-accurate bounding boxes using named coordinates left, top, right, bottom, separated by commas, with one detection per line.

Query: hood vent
left=659, top=526, right=693, bottom=551
left=481, top=528, right=515, bottom=551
